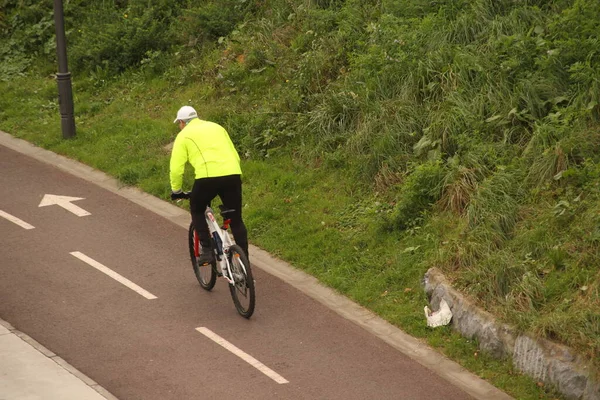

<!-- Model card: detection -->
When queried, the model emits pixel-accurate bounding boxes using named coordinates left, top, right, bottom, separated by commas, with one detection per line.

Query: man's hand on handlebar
left=171, top=190, right=191, bottom=201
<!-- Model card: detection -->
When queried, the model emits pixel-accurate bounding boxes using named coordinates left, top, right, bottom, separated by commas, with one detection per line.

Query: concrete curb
left=0, top=131, right=512, bottom=400
left=424, top=268, right=600, bottom=400
left=0, top=318, right=118, bottom=400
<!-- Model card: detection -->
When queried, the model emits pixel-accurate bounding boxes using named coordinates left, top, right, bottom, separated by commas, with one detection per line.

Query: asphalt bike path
left=0, top=141, right=508, bottom=400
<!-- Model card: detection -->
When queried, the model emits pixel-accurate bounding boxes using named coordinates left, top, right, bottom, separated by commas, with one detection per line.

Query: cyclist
left=169, top=105, right=249, bottom=266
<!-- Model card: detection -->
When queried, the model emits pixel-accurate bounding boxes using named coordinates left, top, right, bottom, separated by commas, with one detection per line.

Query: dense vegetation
left=2, top=0, right=599, bottom=397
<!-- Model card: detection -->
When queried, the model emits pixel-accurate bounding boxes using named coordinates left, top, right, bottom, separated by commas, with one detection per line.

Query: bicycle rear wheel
left=227, top=245, right=255, bottom=318
left=188, top=222, right=217, bottom=291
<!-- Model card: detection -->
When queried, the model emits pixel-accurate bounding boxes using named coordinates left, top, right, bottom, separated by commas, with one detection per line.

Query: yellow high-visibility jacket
left=169, top=118, right=241, bottom=192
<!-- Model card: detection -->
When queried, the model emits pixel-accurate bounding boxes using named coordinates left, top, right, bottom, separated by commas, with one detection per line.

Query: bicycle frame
left=192, top=206, right=245, bottom=285
left=184, top=197, right=255, bottom=318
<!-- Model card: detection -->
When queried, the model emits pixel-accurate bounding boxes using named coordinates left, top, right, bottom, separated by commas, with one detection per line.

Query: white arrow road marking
left=39, top=194, right=91, bottom=217
left=0, top=210, right=35, bottom=230
left=196, top=327, right=289, bottom=384
left=70, top=251, right=157, bottom=300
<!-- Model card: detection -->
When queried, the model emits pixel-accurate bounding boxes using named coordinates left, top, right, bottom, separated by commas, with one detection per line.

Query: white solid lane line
left=196, top=327, right=289, bottom=384
left=70, top=251, right=157, bottom=300
left=0, top=210, right=35, bottom=230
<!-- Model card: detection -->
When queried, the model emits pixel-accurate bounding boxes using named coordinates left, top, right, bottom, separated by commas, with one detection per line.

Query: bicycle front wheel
left=227, top=245, right=255, bottom=318
left=188, top=222, right=217, bottom=291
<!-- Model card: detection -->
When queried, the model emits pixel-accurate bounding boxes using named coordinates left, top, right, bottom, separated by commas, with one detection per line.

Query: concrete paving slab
left=0, top=324, right=9, bottom=336
left=0, top=333, right=107, bottom=400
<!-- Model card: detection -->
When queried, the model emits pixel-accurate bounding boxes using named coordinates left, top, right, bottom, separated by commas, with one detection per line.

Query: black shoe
left=198, top=247, right=214, bottom=265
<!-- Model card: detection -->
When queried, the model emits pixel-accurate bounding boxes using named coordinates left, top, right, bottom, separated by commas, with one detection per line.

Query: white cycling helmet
left=173, top=106, right=198, bottom=123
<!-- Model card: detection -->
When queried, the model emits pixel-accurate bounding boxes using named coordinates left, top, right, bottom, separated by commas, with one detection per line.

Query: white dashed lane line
left=0, top=210, right=35, bottom=230
left=70, top=251, right=158, bottom=300
left=196, top=327, right=289, bottom=385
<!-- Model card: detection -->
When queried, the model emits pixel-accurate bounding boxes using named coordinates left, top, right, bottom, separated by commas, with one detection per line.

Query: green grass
left=0, top=72, right=566, bottom=399
left=4, top=0, right=600, bottom=398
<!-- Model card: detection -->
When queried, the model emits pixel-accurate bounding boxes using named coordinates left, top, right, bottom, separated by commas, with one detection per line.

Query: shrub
left=390, top=161, right=445, bottom=230
left=0, top=1, right=54, bottom=79
left=438, top=163, right=481, bottom=214
left=68, top=1, right=181, bottom=74
left=176, top=1, right=252, bottom=48
left=466, top=169, right=523, bottom=247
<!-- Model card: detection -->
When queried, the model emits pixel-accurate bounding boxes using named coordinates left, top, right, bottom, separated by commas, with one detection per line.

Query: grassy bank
left=3, top=0, right=600, bottom=398
left=0, top=66, right=563, bottom=400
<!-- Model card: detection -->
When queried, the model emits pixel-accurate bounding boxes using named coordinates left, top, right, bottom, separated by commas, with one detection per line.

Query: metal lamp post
left=53, top=0, right=76, bottom=138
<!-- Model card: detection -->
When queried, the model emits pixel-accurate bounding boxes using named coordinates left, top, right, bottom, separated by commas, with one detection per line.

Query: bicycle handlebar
left=172, top=191, right=191, bottom=201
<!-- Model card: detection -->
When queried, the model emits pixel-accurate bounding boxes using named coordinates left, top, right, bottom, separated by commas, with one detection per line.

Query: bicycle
left=180, top=193, right=255, bottom=318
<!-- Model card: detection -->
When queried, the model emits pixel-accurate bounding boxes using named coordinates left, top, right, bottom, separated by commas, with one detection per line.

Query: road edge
left=0, top=131, right=513, bottom=400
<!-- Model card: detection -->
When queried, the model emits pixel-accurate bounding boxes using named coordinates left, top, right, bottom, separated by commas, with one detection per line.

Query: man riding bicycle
left=169, top=105, right=249, bottom=266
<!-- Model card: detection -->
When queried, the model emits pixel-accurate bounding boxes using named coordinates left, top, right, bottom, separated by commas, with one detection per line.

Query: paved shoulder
left=0, top=318, right=117, bottom=400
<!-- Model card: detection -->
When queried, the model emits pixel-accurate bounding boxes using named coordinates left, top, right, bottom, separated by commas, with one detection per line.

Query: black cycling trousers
left=190, top=174, right=249, bottom=260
